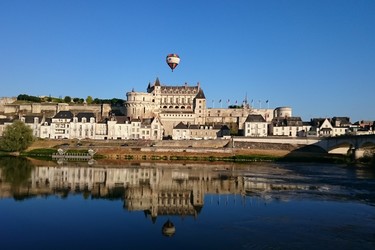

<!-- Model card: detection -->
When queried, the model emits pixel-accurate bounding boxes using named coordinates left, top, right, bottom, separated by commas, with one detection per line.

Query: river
left=0, top=157, right=374, bottom=249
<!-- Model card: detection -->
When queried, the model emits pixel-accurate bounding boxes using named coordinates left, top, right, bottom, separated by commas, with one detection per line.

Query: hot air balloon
left=166, top=54, right=180, bottom=72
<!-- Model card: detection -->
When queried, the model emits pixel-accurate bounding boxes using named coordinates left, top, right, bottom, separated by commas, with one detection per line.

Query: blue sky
left=1, top=0, right=374, bottom=122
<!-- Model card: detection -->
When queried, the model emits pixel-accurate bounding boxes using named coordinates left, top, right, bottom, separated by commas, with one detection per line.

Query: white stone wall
left=244, top=121, right=268, bottom=137
left=69, top=119, right=96, bottom=139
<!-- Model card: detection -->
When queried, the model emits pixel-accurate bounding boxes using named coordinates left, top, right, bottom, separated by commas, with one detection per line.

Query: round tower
left=125, top=90, right=155, bottom=118
left=274, top=107, right=292, bottom=118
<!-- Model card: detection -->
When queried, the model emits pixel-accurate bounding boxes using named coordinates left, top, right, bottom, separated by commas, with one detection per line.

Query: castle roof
left=154, top=77, right=161, bottom=86
left=195, top=89, right=206, bottom=99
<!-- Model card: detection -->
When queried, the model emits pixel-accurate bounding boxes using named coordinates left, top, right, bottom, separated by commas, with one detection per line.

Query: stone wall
left=154, top=139, right=231, bottom=148
left=1, top=102, right=111, bottom=120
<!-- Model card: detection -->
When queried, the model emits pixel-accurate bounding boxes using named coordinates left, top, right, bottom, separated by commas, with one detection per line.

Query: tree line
left=17, top=94, right=124, bottom=106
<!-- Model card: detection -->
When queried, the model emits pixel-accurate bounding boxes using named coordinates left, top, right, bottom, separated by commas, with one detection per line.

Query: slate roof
left=0, top=118, right=14, bottom=125
left=195, top=89, right=206, bottom=99
left=54, top=111, right=74, bottom=119
left=141, top=118, right=153, bottom=126
left=76, top=112, right=95, bottom=122
left=154, top=77, right=161, bottom=86
left=174, top=122, right=188, bottom=129
left=310, top=118, right=327, bottom=126
left=332, top=116, right=351, bottom=127
left=285, top=117, right=303, bottom=126
left=245, top=114, right=266, bottom=123
left=43, top=118, right=52, bottom=125
left=22, top=115, right=43, bottom=123
left=114, top=116, right=131, bottom=124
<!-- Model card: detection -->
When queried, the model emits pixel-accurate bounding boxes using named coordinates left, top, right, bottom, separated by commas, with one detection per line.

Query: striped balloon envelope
left=166, top=54, right=180, bottom=72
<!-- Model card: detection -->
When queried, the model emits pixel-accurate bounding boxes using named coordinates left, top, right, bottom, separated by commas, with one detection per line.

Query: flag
left=266, top=100, right=269, bottom=103
left=219, top=99, right=221, bottom=103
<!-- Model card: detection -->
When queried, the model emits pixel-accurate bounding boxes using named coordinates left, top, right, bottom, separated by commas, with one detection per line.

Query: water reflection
left=1, top=159, right=375, bottom=249
left=1, top=160, right=374, bottom=208
left=0, top=157, right=33, bottom=200
left=162, top=219, right=176, bottom=237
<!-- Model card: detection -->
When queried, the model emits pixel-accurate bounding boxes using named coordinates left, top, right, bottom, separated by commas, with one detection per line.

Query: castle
left=124, top=78, right=279, bottom=135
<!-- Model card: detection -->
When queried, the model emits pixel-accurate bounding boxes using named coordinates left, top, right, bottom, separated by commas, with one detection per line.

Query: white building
left=172, top=122, right=230, bottom=140
left=269, top=117, right=307, bottom=137
left=244, top=114, right=268, bottom=137
left=50, top=111, right=73, bottom=139
left=70, top=112, right=96, bottom=139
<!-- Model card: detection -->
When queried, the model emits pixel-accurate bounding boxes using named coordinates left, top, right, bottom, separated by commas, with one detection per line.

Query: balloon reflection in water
left=162, top=219, right=176, bottom=237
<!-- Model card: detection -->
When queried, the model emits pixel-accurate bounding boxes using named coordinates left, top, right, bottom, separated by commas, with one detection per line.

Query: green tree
left=0, top=120, right=34, bottom=152
left=86, top=96, right=93, bottom=104
left=64, top=96, right=72, bottom=103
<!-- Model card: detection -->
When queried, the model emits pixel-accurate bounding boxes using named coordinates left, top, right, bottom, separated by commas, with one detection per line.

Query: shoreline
left=0, top=138, right=354, bottom=165
left=16, top=139, right=348, bottom=164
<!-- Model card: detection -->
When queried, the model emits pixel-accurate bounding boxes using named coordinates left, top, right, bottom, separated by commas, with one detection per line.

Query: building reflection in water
left=2, top=160, right=371, bottom=235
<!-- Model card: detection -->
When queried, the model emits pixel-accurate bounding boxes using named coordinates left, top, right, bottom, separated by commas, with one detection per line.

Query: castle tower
left=125, top=89, right=154, bottom=119
left=193, top=84, right=206, bottom=125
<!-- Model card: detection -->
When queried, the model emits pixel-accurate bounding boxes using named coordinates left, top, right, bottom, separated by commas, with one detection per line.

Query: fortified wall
left=1, top=102, right=112, bottom=120
left=0, top=97, right=17, bottom=112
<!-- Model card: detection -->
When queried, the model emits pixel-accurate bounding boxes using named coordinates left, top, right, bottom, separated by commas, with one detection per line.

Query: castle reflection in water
left=0, top=162, right=311, bottom=220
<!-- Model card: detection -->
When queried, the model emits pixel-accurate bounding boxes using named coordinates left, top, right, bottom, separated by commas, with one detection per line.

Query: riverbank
left=15, top=138, right=350, bottom=164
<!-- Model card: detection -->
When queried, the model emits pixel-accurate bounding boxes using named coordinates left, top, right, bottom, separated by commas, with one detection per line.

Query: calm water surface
left=0, top=157, right=374, bottom=249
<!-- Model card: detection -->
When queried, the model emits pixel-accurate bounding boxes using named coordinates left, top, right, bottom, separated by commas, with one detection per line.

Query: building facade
left=244, top=114, right=268, bottom=137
